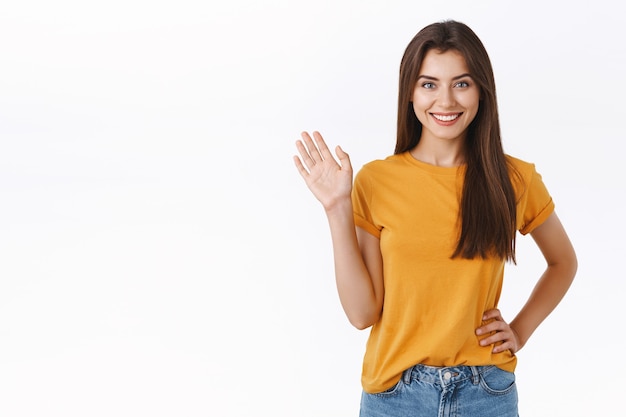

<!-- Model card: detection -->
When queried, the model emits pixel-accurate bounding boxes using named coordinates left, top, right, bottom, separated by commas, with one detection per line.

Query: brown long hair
left=395, top=20, right=518, bottom=262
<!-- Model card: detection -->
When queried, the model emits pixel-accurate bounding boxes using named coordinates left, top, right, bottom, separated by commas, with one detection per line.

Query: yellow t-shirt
left=352, top=152, right=554, bottom=393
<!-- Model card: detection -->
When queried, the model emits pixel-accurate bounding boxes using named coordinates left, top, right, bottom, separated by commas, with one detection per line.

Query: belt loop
left=402, top=366, right=412, bottom=384
left=470, top=366, right=480, bottom=385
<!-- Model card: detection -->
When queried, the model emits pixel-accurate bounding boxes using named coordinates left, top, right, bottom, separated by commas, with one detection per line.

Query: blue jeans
left=360, top=365, right=518, bottom=417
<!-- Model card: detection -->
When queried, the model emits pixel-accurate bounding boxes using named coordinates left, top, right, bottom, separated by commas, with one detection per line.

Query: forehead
left=418, top=49, right=470, bottom=77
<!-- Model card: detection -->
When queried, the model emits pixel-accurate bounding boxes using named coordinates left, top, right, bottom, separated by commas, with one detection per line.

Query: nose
left=438, top=86, right=456, bottom=107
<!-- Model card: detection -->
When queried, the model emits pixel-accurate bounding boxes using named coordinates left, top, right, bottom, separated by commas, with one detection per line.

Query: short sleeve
left=518, top=166, right=555, bottom=235
left=352, top=167, right=382, bottom=238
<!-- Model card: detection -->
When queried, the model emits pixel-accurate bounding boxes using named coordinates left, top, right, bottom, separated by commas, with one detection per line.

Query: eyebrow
left=417, top=73, right=472, bottom=81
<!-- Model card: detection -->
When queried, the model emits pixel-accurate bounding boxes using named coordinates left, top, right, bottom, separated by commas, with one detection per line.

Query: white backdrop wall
left=1, top=1, right=623, bottom=416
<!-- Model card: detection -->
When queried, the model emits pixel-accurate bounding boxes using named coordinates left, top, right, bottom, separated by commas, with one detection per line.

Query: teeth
left=432, top=113, right=460, bottom=121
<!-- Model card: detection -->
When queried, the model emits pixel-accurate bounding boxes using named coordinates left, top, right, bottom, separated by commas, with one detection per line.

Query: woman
left=293, top=20, right=576, bottom=416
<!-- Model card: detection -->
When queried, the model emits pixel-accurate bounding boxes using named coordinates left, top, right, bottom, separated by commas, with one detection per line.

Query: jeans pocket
left=479, top=367, right=516, bottom=396
left=370, top=378, right=404, bottom=397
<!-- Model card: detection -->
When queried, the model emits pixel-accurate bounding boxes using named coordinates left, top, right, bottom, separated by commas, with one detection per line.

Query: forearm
left=510, top=261, right=577, bottom=349
left=325, top=199, right=382, bottom=330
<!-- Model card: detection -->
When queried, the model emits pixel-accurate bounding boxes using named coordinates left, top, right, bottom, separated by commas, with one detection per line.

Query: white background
left=1, top=1, right=624, bottom=416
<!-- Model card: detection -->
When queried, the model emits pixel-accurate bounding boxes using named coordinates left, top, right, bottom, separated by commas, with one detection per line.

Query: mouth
left=431, top=113, right=462, bottom=122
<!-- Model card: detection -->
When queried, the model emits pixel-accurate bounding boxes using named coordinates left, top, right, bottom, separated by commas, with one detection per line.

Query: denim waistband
left=402, top=364, right=495, bottom=387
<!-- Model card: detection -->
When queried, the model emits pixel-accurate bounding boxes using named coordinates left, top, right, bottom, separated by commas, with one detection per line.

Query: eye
left=454, top=81, right=470, bottom=88
left=422, top=82, right=436, bottom=89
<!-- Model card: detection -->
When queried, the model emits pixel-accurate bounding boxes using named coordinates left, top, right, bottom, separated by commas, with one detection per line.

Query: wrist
left=509, top=320, right=530, bottom=351
left=323, top=196, right=353, bottom=215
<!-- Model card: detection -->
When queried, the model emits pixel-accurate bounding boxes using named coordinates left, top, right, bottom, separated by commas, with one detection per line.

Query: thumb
left=335, top=145, right=352, bottom=171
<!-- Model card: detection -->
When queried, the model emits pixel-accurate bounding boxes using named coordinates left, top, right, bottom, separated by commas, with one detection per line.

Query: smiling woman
left=293, top=20, right=577, bottom=417
left=411, top=49, right=480, bottom=155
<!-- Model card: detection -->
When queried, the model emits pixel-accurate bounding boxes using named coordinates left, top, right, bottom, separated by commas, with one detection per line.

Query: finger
left=476, top=319, right=507, bottom=336
left=293, top=155, right=310, bottom=178
left=301, top=131, right=323, bottom=163
left=482, top=309, right=502, bottom=321
left=479, top=330, right=510, bottom=347
left=492, top=340, right=515, bottom=354
left=312, top=131, right=332, bottom=159
left=335, top=145, right=352, bottom=172
left=295, top=139, right=317, bottom=170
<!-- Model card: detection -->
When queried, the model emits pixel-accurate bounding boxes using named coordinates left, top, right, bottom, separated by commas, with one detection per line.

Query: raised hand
left=293, top=131, right=353, bottom=212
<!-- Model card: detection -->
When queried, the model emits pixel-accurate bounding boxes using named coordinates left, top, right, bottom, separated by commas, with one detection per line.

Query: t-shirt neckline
left=401, top=151, right=466, bottom=176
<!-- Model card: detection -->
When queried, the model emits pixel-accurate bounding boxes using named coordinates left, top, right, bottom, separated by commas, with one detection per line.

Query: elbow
left=565, top=246, right=578, bottom=282
left=350, top=320, right=372, bottom=331
left=550, top=249, right=578, bottom=286
left=570, top=253, right=578, bottom=280
left=348, top=312, right=380, bottom=330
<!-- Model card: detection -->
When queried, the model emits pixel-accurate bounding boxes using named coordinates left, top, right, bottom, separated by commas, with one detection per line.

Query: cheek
left=412, top=100, right=430, bottom=124
left=460, top=94, right=480, bottom=118
left=412, top=93, right=431, bottom=112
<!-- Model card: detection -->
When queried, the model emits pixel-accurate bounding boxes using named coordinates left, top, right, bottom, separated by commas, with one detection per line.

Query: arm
left=294, top=131, right=384, bottom=329
left=476, top=212, right=577, bottom=353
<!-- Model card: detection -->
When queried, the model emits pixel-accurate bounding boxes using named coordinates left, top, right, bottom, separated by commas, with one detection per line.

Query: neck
left=410, top=138, right=466, bottom=167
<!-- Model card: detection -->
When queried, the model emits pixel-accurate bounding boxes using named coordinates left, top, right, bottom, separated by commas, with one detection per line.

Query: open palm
left=294, top=131, right=353, bottom=211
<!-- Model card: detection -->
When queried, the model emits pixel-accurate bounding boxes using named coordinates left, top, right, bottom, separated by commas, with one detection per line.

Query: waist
left=402, top=364, right=499, bottom=387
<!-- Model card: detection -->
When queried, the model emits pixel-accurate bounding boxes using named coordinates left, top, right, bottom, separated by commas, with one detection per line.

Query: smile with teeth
left=431, top=113, right=462, bottom=122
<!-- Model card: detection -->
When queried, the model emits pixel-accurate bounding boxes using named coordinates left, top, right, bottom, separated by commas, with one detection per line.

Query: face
left=412, top=49, right=480, bottom=144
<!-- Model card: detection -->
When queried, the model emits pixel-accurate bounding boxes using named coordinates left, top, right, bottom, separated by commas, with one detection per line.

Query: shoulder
left=505, top=154, right=552, bottom=200
left=361, top=153, right=405, bottom=169
left=353, top=154, right=407, bottom=195
left=361, top=154, right=406, bottom=172
left=505, top=154, right=536, bottom=173
left=505, top=154, right=539, bottom=185
left=356, top=153, right=406, bottom=178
